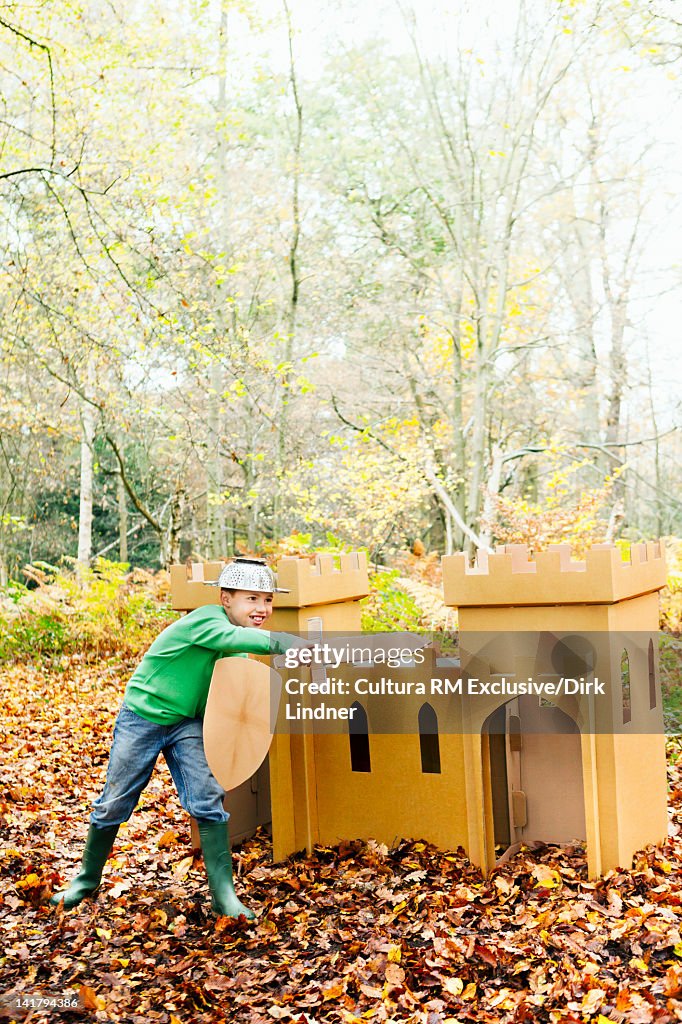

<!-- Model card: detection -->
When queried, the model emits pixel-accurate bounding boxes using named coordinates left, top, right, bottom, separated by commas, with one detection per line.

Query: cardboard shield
left=203, top=658, right=282, bottom=792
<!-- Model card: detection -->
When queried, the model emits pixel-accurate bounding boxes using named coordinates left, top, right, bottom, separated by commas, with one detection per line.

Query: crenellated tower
left=442, top=541, right=668, bottom=877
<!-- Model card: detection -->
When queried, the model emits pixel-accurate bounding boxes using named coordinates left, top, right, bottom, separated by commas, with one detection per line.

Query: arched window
left=621, top=650, right=631, bottom=725
left=418, top=703, right=441, bottom=774
left=649, top=638, right=657, bottom=710
left=349, top=702, right=371, bottom=772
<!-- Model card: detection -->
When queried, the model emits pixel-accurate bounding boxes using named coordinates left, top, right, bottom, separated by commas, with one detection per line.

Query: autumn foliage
left=0, top=560, right=176, bottom=667
left=1, top=555, right=681, bottom=1020
left=1, top=612, right=682, bottom=1021
left=482, top=462, right=621, bottom=558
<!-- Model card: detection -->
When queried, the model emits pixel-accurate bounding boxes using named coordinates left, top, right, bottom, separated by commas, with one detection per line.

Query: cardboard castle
left=170, top=541, right=669, bottom=877
left=441, top=541, right=668, bottom=878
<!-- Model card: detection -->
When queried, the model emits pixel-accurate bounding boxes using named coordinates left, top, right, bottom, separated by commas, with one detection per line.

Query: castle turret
left=442, top=541, right=668, bottom=878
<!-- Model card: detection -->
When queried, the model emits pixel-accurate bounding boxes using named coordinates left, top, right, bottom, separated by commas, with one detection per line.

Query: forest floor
left=2, top=661, right=682, bottom=1024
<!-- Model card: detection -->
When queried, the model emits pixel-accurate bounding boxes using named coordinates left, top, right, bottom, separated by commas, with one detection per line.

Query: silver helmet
left=209, top=557, right=289, bottom=594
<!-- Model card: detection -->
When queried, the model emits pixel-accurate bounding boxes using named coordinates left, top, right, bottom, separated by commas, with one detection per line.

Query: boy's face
left=220, top=588, right=273, bottom=628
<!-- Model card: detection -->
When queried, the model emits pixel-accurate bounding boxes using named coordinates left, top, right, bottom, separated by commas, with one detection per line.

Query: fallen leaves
left=79, top=984, right=106, bottom=1010
left=441, top=977, right=463, bottom=996
left=158, top=829, right=179, bottom=849
left=2, top=665, right=682, bottom=1023
left=383, top=961, right=405, bottom=988
left=531, top=863, right=562, bottom=889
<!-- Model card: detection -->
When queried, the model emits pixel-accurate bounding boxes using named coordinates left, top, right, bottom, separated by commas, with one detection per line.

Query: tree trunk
left=167, top=488, right=184, bottom=566
left=206, top=361, right=226, bottom=558
left=464, top=356, right=490, bottom=550
left=478, top=444, right=504, bottom=551
left=117, top=465, right=128, bottom=563
left=604, top=289, right=628, bottom=523
left=646, top=354, right=663, bottom=536
left=605, top=299, right=626, bottom=448
left=77, top=397, right=96, bottom=566
left=206, top=0, right=230, bottom=559
left=274, top=0, right=303, bottom=542
left=451, top=295, right=467, bottom=549
left=560, top=192, right=600, bottom=442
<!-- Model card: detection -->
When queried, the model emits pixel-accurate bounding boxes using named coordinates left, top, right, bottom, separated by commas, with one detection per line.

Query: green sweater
left=123, top=605, right=298, bottom=725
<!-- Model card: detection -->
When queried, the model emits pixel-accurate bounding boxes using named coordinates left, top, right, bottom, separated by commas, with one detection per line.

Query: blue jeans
left=90, top=703, right=229, bottom=827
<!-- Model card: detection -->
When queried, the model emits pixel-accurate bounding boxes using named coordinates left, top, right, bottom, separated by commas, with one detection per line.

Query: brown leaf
left=385, top=963, right=405, bottom=988
left=79, top=985, right=104, bottom=1011
left=360, top=984, right=383, bottom=998
left=664, top=966, right=682, bottom=997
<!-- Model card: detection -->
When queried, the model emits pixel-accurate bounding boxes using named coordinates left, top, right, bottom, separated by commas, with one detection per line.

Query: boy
left=50, top=557, right=305, bottom=920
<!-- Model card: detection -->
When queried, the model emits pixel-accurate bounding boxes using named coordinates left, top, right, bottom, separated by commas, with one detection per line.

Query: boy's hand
left=284, top=639, right=315, bottom=663
left=272, top=639, right=315, bottom=671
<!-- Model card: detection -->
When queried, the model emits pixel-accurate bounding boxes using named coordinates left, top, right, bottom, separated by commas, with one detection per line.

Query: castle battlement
left=442, top=542, right=667, bottom=607
left=169, top=561, right=224, bottom=610
left=169, top=552, right=369, bottom=611
left=275, top=552, right=369, bottom=608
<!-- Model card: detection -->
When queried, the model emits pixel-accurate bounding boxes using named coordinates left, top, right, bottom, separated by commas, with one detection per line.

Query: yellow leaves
left=532, top=864, right=562, bottom=889
left=460, top=319, right=476, bottom=360
left=596, top=1016, right=619, bottom=1024
left=487, top=987, right=517, bottom=1010
left=322, top=982, right=345, bottom=1001
left=629, top=957, right=648, bottom=972
left=421, top=328, right=455, bottom=371
left=387, top=944, right=402, bottom=963
left=488, top=448, right=617, bottom=556
left=16, top=872, right=41, bottom=889
left=674, top=942, right=682, bottom=957
left=314, top=423, right=428, bottom=550
left=157, top=828, right=178, bottom=848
